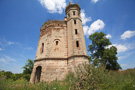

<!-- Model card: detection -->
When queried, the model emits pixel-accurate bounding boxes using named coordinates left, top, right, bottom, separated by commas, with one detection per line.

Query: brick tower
left=30, top=3, right=89, bottom=83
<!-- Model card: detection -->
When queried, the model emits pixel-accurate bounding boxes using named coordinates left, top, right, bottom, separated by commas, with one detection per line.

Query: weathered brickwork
left=30, top=3, right=89, bottom=83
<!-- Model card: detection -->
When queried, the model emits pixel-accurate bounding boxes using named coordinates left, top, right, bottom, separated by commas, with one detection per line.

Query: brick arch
left=53, top=39, right=61, bottom=42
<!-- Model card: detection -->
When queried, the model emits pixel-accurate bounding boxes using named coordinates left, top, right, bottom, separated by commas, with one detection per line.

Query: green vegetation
left=22, top=59, right=34, bottom=81
left=0, top=64, right=135, bottom=90
left=88, top=32, right=121, bottom=70
left=0, top=59, right=34, bottom=82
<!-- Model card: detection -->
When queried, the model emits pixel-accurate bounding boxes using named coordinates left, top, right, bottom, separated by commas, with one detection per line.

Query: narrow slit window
left=76, top=41, right=79, bottom=47
left=41, top=43, right=44, bottom=53
left=56, top=41, right=59, bottom=51
left=74, top=20, right=76, bottom=24
left=75, top=29, right=77, bottom=34
left=73, top=11, right=75, bottom=15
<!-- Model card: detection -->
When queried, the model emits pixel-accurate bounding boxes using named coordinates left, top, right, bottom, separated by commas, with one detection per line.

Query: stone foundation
left=30, top=56, right=88, bottom=83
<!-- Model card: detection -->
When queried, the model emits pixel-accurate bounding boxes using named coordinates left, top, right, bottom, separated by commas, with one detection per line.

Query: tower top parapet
left=65, top=3, right=80, bottom=14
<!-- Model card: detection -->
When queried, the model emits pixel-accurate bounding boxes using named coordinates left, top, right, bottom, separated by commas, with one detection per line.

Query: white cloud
left=91, top=0, right=99, bottom=3
left=88, top=19, right=105, bottom=35
left=112, top=44, right=128, bottom=53
left=106, top=34, right=112, bottom=39
left=0, top=39, right=21, bottom=48
left=121, top=30, right=135, bottom=40
left=7, top=41, right=15, bottom=45
left=39, top=0, right=66, bottom=14
left=121, top=64, right=127, bottom=66
left=0, top=48, right=4, bottom=51
left=83, top=26, right=89, bottom=35
left=107, top=44, right=129, bottom=53
left=81, top=10, right=92, bottom=25
left=107, top=43, right=135, bottom=53
left=0, top=55, right=16, bottom=64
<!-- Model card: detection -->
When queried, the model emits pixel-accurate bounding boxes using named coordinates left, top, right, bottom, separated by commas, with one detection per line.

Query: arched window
left=76, top=41, right=79, bottom=47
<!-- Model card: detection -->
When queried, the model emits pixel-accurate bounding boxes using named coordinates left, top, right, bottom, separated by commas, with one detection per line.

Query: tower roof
left=65, top=3, right=80, bottom=14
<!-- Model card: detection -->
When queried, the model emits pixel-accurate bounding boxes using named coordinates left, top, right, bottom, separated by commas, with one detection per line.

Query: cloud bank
left=39, top=0, right=66, bottom=14
left=121, top=30, right=135, bottom=40
left=81, top=9, right=92, bottom=25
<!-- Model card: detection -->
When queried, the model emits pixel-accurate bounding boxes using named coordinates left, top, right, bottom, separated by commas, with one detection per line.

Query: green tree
left=22, top=59, right=34, bottom=74
left=4, top=71, right=14, bottom=79
left=102, top=46, right=121, bottom=70
left=22, top=59, right=34, bottom=81
left=88, top=32, right=121, bottom=70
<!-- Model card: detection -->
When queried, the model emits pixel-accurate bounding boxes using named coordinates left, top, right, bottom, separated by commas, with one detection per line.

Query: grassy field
left=0, top=65, right=135, bottom=90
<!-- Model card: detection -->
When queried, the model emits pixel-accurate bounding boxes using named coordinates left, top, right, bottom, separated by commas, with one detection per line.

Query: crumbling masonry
left=30, top=3, right=89, bottom=83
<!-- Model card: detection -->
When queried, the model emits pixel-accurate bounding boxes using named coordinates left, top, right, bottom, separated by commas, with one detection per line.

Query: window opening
left=56, top=41, right=58, bottom=45
left=41, top=43, right=44, bottom=53
left=74, top=20, right=76, bottom=24
left=56, top=41, right=59, bottom=51
left=73, top=11, right=75, bottom=15
left=75, top=29, right=77, bottom=34
left=76, top=41, right=79, bottom=47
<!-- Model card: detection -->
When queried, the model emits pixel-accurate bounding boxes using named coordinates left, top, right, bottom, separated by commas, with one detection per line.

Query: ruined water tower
left=30, top=3, right=89, bottom=83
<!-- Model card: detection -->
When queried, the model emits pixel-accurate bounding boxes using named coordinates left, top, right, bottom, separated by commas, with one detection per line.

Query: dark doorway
left=35, top=66, right=42, bottom=83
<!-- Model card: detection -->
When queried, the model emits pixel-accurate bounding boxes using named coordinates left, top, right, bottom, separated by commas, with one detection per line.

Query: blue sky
left=0, top=0, right=135, bottom=73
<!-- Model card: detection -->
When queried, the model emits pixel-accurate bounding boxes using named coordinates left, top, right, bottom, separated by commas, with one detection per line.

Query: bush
left=65, top=64, right=135, bottom=90
left=0, top=65, right=135, bottom=90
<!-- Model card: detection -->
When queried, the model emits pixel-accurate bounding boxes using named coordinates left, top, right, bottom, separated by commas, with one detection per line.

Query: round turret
left=65, top=3, right=81, bottom=19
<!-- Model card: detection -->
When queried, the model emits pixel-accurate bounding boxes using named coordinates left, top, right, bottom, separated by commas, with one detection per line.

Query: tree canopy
left=22, top=59, right=34, bottom=74
left=88, top=32, right=121, bottom=70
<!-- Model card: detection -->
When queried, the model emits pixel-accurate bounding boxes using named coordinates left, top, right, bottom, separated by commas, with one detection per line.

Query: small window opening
left=68, top=13, right=70, bottom=17
left=56, top=41, right=58, bottom=45
left=75, top=29, right=77, bottom=34
left=73, top=11, right=75, bottom=15
left=41, top=43, right=44, bottom=53
left=74, top=20, right=76, bottom=24
left=56, top=41, right=59, bottom=51
left=76, top=41, right=79, bottom=47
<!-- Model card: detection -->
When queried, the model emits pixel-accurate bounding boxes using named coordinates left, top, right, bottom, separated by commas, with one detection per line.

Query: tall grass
left=0, top=64, right=135, bottom=90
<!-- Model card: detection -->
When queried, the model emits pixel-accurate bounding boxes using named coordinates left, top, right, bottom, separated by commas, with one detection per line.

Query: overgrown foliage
left=0, top=59, right=34, bottom=82
left=88, top=32, right=121, bottom=70
left=0, top=64, right=135, bottom=90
